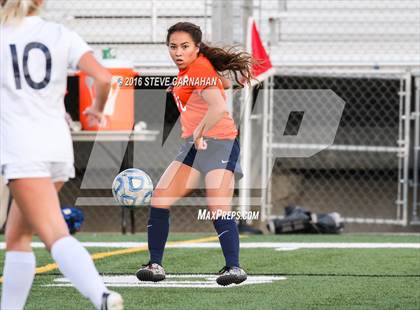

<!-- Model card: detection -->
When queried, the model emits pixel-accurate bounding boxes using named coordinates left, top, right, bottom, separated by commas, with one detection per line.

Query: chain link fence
left=412, top=75, right=420, bottom=225
left=255, top=71, right=414, bottom=229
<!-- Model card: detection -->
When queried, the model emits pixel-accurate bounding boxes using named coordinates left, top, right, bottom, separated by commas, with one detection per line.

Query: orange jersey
left=172, top=55, right=238, bottom=140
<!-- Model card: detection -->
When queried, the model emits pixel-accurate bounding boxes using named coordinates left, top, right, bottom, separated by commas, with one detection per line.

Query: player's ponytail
left=1, top=0, right=42, bottom=25
left=198, top=43, right=256, bottom=88
left=166, top=22, right=256, bottom=88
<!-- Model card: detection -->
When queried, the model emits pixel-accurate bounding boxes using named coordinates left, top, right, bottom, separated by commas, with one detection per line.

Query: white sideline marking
left=2, top=242, right=419, bottom=250
left=168, top=242, right=420, bottom=249
left=44, top=275, right=286, bottom=288
left=275, top=247, right=301, bottom=251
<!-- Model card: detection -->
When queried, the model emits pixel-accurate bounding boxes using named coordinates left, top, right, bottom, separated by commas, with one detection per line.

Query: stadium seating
left=42, top=0, right=420, bottom=68
left=263, top=0, right=420, bottom=66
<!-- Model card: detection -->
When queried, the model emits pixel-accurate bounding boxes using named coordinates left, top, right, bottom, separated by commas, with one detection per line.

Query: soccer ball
left=112, top=168, right=154, bottom=208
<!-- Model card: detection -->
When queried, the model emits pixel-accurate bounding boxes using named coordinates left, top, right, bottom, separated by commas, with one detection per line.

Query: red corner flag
left=247, top=18, right=275, bottom=84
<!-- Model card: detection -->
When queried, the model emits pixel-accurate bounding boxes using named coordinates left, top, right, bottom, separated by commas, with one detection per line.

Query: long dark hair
left=166, top=22, right=256, bottom=87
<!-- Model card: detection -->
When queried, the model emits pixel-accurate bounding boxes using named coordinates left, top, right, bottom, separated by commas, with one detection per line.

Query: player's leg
left=51, top=181, right=122, bottom=310
left=0, top=180, right=68, bottom=310
left=0, top=176, right=9, bottom=230
left=206, top=169, right=238, bottom=267
left=151, top=161, right=201, bottom=208
left=8, top=178, right=122, bottom=310
left=1, top=199, right=35, bottom=310
left=137, top=161, right=200, bottom=281
left=205, top=169, right=247, bottom=286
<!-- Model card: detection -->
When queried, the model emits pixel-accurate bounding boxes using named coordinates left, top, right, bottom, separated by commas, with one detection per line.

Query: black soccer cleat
left=216, top=266, right=247, bottom=286
left=136, top=262, right=166, bottom=282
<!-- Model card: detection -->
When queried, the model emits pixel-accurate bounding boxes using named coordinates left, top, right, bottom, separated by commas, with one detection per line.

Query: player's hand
left=83, top=105, right=107, bottom=128
left=193, top=126, right=207, bottom=150
left=194, top=136, right=207, bottom=150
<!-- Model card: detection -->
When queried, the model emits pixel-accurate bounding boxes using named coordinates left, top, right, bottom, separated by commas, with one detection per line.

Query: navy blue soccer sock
left=213, top=218, right=240, bottom=267
left=147, top=207, right=170, bottom=265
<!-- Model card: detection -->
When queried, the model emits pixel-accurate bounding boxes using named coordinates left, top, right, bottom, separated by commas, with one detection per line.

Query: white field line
left=43, top=275, right=287, bottom=289
left=1, top=242, right=419, bottom=250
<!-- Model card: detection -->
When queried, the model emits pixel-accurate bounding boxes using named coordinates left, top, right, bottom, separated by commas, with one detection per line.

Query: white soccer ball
left=112, top=168, right=154, bottom=208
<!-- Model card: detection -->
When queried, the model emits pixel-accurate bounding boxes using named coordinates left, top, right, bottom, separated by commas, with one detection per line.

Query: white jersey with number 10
left=0, top=16, right=92, bottom=165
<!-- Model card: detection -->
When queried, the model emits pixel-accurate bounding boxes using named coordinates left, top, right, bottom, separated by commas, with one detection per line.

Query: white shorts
left=1, top=162, right=75, bottom=184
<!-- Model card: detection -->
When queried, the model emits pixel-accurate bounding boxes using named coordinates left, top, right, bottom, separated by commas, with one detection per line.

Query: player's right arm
left=77, top=53, right=112, bottom=126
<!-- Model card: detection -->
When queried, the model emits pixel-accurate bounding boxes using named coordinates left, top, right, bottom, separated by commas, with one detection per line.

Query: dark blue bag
left=61, top=207, right=84, bottom=234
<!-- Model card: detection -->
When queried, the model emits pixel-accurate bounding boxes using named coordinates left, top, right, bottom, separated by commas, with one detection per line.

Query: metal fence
left=412, top=75, right=420, bottom=225
left=256, top=70, right=416, bottom=227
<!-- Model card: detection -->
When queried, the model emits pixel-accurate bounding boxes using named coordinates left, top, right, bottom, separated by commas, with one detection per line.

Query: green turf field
left=1, top=233, right=419, bottom=309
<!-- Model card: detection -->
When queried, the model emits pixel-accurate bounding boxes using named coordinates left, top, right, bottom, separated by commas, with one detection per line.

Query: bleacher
left=260, top=0, right=420, bottom=67
left=43, top=0, right=210, bottom=70
left=42, top=0, right=420, bottom=70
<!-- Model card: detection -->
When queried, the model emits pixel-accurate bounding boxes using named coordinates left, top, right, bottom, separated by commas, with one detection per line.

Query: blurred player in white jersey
left=0, top=1, right=123, bottom=309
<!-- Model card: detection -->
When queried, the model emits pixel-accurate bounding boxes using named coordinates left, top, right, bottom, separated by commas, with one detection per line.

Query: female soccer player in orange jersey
left=136, top=22, right=255, bottom=286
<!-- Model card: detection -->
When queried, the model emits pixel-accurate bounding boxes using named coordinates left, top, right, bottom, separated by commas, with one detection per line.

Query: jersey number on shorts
left=10, top=42, right=52, bottom=90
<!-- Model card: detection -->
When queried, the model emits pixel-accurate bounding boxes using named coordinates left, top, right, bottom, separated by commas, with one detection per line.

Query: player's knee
left=24, top=219, right=70, bottom=252
left=151, top=190, right=172, bottom=209
left=6, top=231, right=33, bottom=252
left=36, top=227, right=70, bottom=252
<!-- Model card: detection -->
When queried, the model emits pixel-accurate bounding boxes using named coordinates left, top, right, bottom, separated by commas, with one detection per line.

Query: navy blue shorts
left=175, top=137, right=243, bottom=179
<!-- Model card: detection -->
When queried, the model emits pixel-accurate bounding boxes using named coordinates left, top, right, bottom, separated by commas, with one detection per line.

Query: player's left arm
left=193, top=86, right=227, bottom=150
